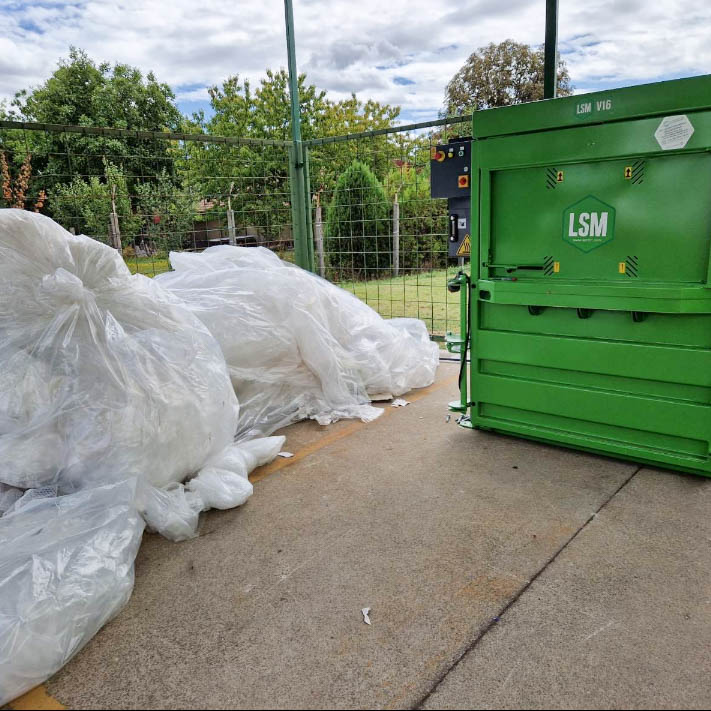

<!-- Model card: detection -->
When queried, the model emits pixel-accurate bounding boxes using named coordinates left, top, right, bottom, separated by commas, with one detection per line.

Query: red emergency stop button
left=430, top=148, right=445, bottom=162
left=458, top=175, right=469, bottom=188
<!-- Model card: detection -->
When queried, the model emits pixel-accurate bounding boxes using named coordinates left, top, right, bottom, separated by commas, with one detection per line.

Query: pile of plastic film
left=0, top=210, right=283, bottom=704
left=0, top=211, right=438, bottom=704
left=156, top=246, right=440, bottom=440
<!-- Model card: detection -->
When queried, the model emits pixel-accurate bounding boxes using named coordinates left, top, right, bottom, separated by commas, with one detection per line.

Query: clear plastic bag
left=187, top=436, right=285, bottom=511
left=0, top=211, right=277, bottom=702
left=0, top=483, right=23, bottom=515
left=156, top=246, right=440, bottom=438
left=138, top=436, right=286, bottom=541
left=0, top=209, right=240, bottom=494
left=0, top=435, right=285, bottom=702
left=0, top=479, right=145, bottom=705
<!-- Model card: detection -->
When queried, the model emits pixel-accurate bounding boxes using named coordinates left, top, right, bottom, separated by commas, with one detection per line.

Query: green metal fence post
left=288, top=143, right=309, bottom=269
left=544, top=0, right=559, bottom=99
left=284, top=0, right=313, bottom=271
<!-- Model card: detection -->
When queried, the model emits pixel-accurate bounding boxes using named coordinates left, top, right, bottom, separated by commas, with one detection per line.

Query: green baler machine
left=457, top=75, right=711, bottom=476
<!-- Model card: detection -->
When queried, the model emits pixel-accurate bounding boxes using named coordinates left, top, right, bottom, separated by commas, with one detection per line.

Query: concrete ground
left=7, top=362, right=710, bottom=710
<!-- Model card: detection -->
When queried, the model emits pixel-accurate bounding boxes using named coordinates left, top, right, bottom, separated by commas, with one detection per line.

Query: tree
left=325, top=160, right=391, bottom=280
left=178, top=70, right=330, bottom=244
left=52, top=161, right=141, bottom=245
left=202, top=69, right=331, bottom=142
left=309, top=94, right=401, bottom=194
left=196, top=69, right=399, bottom=145
left=383, top=161, right=447, bottom=272
left=180, top=70, right=401, bottom=245
left=6, top=48, right=182, bottom=208
left=444, top=40, right=573, bottom=114
left=135, top=170, right=197, bottom=251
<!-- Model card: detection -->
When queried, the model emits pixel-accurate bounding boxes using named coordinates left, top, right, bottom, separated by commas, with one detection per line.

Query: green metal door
left=489, top=153, right=711, bottom=283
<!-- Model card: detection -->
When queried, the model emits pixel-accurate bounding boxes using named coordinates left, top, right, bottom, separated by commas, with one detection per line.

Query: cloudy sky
left=1, top=0, right=710, bottom=123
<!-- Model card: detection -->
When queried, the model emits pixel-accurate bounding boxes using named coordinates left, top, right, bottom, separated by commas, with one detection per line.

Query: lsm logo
left=563, top=196, right=616, bottom=252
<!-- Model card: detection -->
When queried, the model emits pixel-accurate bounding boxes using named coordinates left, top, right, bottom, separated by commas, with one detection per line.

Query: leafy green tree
left=444, top=39, right=573, bottom=114
left=202, top=69, right=331, bottom=142
left=177, top=70, right=317, bottom=243
left=195, top=68, right=399, bottom=144
left=325, top=160, right=391, bottom=279
left=309, top=94, right=401, bottom=194
left=180, top=70, right=401, bottom=245
left=135, top=170, right=197, bottom=251
left=52, top=161, right=141, bottom=244
left=6, top=48, right=182, bottom=208
left=384, top=161, right=447, bottom=272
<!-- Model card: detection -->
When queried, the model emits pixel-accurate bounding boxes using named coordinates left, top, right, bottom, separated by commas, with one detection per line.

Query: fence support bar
left=289, top=144, right=309, bottom=270
left=544, top=0, right=559, bottom=99
left=284, top=0, right=313, bottom=271
left=302, top=144, right=315, bottom=272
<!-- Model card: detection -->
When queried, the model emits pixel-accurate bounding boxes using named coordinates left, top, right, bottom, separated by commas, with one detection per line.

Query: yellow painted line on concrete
left=250, top=374, right=459, bottom=484
left=7, top=685, right=66, bottom=710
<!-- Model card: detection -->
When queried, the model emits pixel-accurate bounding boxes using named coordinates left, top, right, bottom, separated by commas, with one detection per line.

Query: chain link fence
left=0, top=115, right=471, bottom=337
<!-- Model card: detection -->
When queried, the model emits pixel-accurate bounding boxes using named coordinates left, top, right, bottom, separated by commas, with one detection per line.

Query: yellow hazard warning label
left=556, top=170, right=564, bottom=182
left=553, top=261, right=560, bottom=273
left=456, top=234, right=471, bottom=257
left=624, top=166, right=633, bottom=179
left=619, top=262, right=626, bottom=273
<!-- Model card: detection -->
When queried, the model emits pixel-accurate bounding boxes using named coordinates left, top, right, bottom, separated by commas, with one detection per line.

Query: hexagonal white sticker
left=654, top=115, right=694, bottom=150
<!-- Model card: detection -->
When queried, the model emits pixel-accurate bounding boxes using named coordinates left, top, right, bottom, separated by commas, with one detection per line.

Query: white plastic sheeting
left=156, top=245, right=440, bottom=439
left=0, top=436, right=284, bottom=707
left=0, top=210, right=240, bottom=494
left=0, top=211, right=282, bottom=704
left=0, top=480, right=144, bottom=703
left=0, top=483, right=23, bottom=515
left=137, top=436, right=284, bottom=542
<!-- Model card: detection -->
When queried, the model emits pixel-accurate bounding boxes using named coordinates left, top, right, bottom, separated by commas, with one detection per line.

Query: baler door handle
left=486, top=263, right=545, bottom=273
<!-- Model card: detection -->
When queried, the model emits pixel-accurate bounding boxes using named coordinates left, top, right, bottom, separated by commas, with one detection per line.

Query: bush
left=134, top=171, right=196, bottom=251
left=52, top=161, right=141, bottom=244
left=325, top=160, right=391, bottom=280
left=386, top=164, right=448, bottom=272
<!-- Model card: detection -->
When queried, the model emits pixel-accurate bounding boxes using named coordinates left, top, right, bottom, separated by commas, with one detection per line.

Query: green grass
left=337, top=268, right=462, bottom=336
left=126, top=257, right=463, bottom=336
left=126, top=255, right=171, bottom=277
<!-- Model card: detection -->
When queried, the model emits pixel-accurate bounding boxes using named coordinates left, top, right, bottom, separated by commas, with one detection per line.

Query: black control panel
left=430, top=138, right=472, bottom=258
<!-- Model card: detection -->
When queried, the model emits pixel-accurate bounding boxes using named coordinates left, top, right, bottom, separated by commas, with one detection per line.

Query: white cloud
left=1, top=0, right=710, bottom=122
left=174, top=87, right=212, bottom=102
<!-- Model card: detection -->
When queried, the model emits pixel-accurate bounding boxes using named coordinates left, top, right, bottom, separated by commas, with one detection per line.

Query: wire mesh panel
left=306, top=118, right=470, bottom=338
left=1, top=117, right=472, bottom=338
left=0, top=122, right=292, bottom=277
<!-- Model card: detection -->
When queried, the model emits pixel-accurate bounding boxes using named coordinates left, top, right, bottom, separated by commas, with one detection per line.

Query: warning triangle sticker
left=456, top=233, right=471, bottom=257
